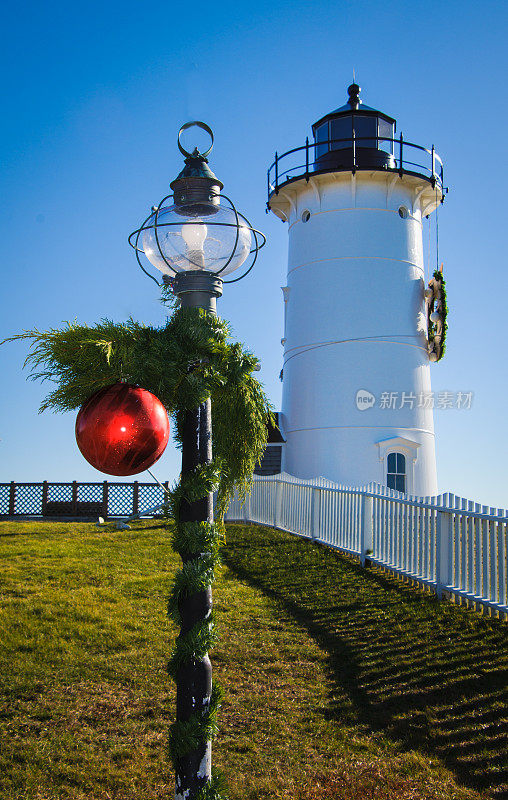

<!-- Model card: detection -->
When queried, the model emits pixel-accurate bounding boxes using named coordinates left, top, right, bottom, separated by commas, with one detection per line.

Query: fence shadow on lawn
left=223, top=524, right=508, bottom=799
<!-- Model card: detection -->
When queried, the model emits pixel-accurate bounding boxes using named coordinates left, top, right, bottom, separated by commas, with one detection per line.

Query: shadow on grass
left=223, top=524, right=508, bottom=799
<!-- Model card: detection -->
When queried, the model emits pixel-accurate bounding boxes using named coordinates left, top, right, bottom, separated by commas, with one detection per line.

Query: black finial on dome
left=347, top=83, right=361, bottom=110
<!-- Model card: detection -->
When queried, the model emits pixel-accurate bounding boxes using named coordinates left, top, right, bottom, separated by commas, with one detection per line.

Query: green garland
left=171, top=520, right=222, bottom=559
left=5, top=304, right=273, bottom=799
left=165, top=508, right=227, bottom=797
left=169, top=682, right=224, bottom=760
left=195, top=769, right=230, bottom=800
left=7, top=307, right=272, bottom=515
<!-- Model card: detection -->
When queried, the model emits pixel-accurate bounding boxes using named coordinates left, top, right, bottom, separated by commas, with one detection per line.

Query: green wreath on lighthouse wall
left=426, top=268, right=448, bottom=362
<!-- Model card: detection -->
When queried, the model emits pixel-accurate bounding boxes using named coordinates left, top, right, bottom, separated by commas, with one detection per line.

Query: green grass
left=0, top=520, right=506, bottom=799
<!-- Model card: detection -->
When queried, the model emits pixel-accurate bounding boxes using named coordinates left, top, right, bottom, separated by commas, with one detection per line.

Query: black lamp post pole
left=173, top=274, right=222, bottom=799
left=166, top=135, right=226, bottom=800
left=128, top=122, right=265, bottom=798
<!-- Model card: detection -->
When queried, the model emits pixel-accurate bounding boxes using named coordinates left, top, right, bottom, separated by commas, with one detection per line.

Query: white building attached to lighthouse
left=265, top=84, right=445, bottom=496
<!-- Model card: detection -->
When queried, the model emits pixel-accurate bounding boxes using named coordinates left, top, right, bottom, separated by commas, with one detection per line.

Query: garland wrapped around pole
left=5, top=303, right=273, bottom=800
left=166, top=272, right=227, bottom=800
left=167, top=402, right=223, bottom=799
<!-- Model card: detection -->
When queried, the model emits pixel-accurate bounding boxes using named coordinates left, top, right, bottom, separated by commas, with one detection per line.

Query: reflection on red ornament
left=75, top=382, right=170, bottom=476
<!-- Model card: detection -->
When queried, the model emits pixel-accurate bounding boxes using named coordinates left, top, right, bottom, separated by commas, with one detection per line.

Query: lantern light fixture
left=129, top=121, right=266, bottom=308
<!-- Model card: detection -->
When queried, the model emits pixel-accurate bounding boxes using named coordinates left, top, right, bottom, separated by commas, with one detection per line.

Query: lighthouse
left=267, top=84, right=444, bottom=496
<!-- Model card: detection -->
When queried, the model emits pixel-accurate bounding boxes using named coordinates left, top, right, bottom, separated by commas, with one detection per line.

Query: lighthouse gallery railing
left=225, top=473, right=507, bottom=620
left=267, top=135, right=445, bottom=199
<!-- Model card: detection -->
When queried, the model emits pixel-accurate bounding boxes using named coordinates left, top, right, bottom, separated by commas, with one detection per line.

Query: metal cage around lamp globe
left=129, top=121, right=266, bottom=311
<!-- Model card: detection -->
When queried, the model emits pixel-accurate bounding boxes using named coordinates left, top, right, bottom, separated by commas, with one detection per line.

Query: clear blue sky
left=1, top=0, right=507, bottom=508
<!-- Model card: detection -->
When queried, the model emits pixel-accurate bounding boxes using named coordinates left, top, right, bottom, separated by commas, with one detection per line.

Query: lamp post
left=129, top=121, right=265, bottom=799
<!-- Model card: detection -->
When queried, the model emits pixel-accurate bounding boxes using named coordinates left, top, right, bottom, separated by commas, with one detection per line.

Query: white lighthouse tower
left=267, top=84, right=444, bottom=496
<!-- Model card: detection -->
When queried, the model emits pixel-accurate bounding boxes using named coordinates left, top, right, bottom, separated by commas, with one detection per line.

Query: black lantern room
left=312, top=83, right=396, bottom=172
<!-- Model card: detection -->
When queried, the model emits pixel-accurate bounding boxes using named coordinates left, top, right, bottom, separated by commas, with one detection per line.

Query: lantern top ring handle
left=177, top=121, right=214, bottom=159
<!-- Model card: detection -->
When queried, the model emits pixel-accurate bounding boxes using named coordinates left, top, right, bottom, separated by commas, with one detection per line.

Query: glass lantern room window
left=378, top=118, right=394, bottom=153
left=353, top=115, right=376, bottom=148
left=314, top=113, right=396, bottom=160
left=387, top=452, right=406, bottom=492
left=315, top=122, right=329, bottom=158
left=330, top=116, right=351, bottom=149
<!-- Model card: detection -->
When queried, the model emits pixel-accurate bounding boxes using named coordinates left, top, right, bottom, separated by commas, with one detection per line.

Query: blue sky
left=1, top=0, right=507, bottom=508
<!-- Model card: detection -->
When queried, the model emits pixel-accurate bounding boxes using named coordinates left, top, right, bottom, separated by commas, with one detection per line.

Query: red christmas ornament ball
left=75, top=382, right=170, bottom=476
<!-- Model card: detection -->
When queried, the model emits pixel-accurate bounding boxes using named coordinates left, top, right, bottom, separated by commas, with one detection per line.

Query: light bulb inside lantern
left=181, top=222, right=207, bottom=251
left=181, top=221, right=208, bottom=270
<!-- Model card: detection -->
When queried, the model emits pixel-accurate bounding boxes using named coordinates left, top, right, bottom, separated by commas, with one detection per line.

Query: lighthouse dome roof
left=313, top=84, right=396, bottom=132
left=332, top=100, right=378, bottom=114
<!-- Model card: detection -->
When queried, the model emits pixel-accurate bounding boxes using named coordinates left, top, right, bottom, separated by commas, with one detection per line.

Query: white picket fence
left=225, top=473, right=508, bottom=619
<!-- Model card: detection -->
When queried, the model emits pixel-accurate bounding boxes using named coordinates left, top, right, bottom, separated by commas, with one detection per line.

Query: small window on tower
left=387, top=452, right=406, bottom=492
left=301, top=210, right=311, bottom=223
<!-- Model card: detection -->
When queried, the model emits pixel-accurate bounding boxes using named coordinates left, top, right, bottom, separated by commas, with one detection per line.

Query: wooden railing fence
left=225, top=473, right=508, bottom=619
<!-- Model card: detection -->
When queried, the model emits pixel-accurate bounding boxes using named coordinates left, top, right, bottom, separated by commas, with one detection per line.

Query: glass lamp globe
left=141, top=202, right=252, bottom=277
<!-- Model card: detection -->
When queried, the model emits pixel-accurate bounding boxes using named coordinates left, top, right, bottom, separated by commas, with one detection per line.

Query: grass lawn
left=0, top=519, right=506, bottom=799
